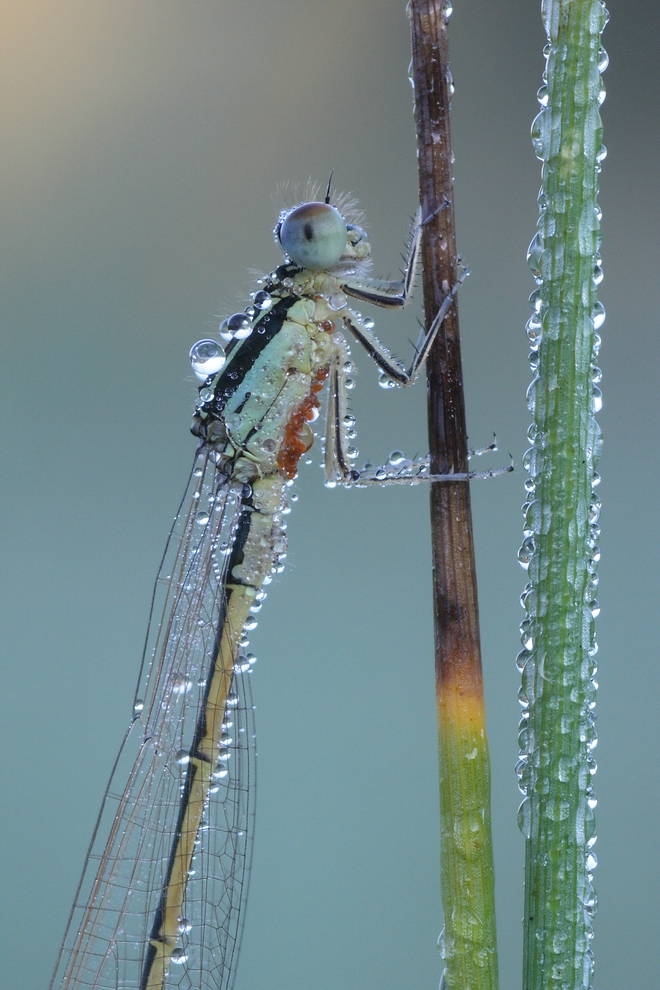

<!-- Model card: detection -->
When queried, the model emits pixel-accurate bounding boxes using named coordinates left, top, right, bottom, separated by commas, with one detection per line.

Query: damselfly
left=50, top=184, right=508, bottom=990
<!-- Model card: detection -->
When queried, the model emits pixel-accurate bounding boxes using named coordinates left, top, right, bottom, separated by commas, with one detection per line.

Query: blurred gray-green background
left=1, top=2, right=657, bottom=988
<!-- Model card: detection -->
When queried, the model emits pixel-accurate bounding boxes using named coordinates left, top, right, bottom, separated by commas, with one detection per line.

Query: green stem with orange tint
left=408, top=4, right=498, bottom=990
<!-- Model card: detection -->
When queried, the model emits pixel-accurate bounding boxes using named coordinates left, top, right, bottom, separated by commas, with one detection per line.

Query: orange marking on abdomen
left=277, top=366, right=329, bottom=479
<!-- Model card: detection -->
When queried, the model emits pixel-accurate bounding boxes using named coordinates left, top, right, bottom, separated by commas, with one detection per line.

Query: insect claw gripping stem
left=421, top=196, right=450, bottom=226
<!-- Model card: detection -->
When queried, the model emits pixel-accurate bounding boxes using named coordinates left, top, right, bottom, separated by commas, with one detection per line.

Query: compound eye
left=279, top=202, right=347, bottom=270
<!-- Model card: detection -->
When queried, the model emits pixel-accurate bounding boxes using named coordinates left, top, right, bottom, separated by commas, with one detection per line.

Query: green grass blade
left=518, top=2, right=608, bottom=989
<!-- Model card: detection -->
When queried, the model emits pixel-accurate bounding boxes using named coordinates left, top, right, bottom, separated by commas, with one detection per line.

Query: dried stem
left=408, top=3, right=498, bottom=989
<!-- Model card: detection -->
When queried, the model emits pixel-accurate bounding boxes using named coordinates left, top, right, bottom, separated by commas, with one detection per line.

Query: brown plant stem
left=408, top=2, right=498, bottom=988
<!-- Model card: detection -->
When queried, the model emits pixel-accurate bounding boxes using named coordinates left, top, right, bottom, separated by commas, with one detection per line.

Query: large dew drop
left=190, top=339, right=226, bottom=380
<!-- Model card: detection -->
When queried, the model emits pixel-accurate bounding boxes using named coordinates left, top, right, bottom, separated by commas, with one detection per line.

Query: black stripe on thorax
left=208, top=295, right=298, bottom=420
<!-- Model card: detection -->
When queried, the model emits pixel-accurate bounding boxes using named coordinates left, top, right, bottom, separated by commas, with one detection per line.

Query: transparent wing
left=50, top=446, right=257, bottom=990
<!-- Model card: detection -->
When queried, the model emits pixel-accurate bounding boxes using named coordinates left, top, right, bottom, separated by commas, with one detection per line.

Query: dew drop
left=527, top=230, right=545, bottom=276
left=526, top=313, right=542, bottom=345
left=223, top=412, right=243, bottom=432
left=253, top=290, right=273, bottom=311
left=224, top=313, right=253, bottom=341
left=518, top=797, right=532, bottom=838
left=190, top=339, right=226, bottom=380
left=518, top=537, right=535, bottom=570
left=557, top=755, right=575, bottom=782
left=591, top=301, right=605, bottom=330
left=526, top=377, right=540, bottom=413
left=530, top=110, right=549, bottom=161
left=529, top=287, right=543, bottom=312
left=328, top=292, right=347, bottom=311
left=583, top=888, right=598, bottom=920
left=516, top=648, right=532, bottom=672
left=172, top=674, right=192, bottom=695
left=522, top=446, right=544, bottom=476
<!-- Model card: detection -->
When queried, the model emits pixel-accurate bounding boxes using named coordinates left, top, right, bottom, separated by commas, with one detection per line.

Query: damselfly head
left=275, top=199, right=371, bottom=272
left=276, top=202, right=347, bottom=270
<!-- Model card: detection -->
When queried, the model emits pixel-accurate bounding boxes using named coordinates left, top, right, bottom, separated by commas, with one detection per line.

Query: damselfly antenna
left=324, top=170, right=334, bottom=204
